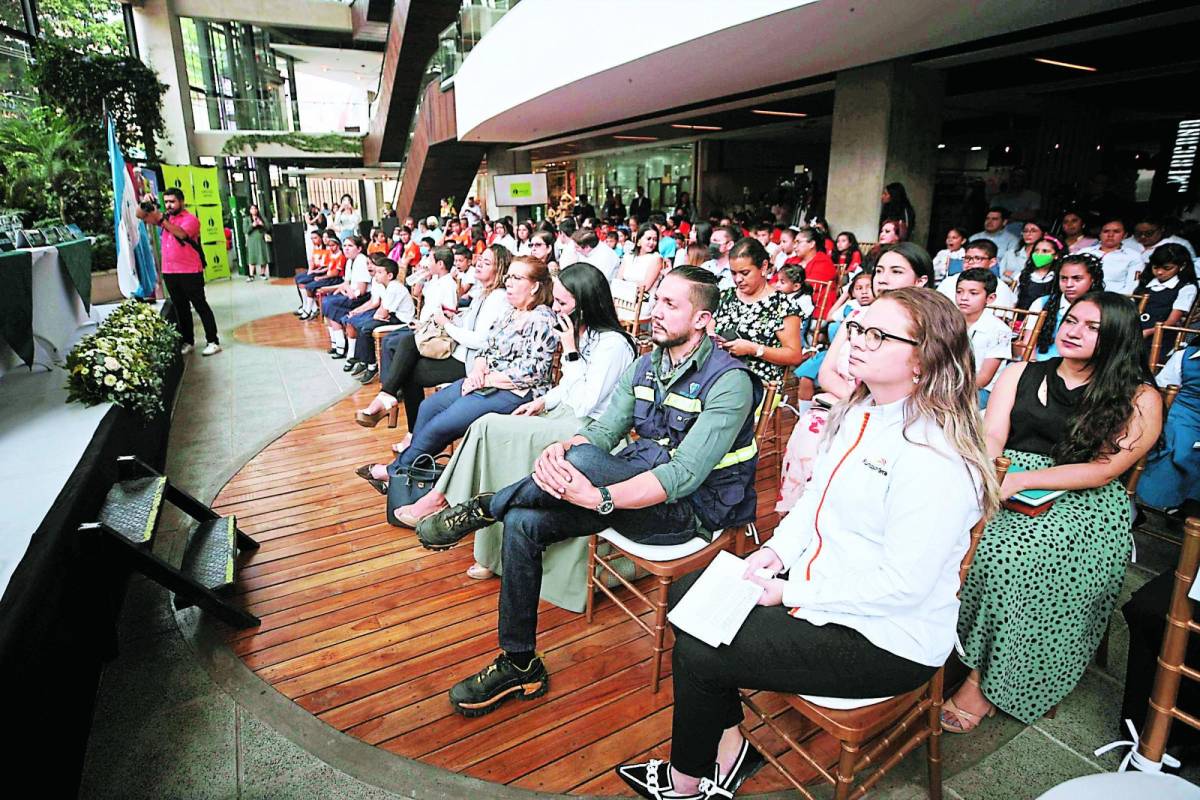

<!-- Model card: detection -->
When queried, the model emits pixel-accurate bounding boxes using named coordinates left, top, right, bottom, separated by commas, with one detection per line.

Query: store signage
left=508, top=181, right=533, bottom=198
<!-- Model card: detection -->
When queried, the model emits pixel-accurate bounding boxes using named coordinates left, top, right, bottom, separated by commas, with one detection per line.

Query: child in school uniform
left=955, top=268, right=1013, bottom=408
left=1136, top=243, right=1198, bottom=356
left=344, top=256, right=416, bottom=383
left=294, top=230, right=329, bottom=316
left=299, top=233, right=346, bottom=320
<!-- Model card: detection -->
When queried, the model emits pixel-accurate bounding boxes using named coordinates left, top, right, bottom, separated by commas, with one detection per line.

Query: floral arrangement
left=63, top=300, right=180, bottom=417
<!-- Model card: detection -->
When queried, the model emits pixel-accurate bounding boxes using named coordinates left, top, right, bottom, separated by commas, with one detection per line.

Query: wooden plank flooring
left=215, top=317, right=827, bottom=795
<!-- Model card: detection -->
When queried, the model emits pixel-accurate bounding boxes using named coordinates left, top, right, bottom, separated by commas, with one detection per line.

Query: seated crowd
left=289, top=183, right=1195, bottom=799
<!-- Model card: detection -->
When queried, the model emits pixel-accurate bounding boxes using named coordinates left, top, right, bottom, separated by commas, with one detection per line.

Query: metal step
left=98, top=476, right=166, bottom=545
left=177, top=516, right=237, bottom=597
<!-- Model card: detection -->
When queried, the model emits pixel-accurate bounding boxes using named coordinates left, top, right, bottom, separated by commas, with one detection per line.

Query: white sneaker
left=245, top=275, right=254, bottom=282
left=201, top=343, right=222, bottom=356
left=180, top=343, right=194, bottom=355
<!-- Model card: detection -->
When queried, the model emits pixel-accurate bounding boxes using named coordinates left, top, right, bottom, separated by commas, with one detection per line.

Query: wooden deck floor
left=215, top=316, right=827, bottom=795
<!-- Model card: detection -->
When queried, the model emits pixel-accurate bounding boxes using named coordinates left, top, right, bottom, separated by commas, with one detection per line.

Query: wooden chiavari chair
left=584, top=382, right=778, bottom=693
left=987, top=305, right=1049, bottom=362
left=739, top=457, right=1011, bottom=800
left=1150, top=322, right=1200, bottom=373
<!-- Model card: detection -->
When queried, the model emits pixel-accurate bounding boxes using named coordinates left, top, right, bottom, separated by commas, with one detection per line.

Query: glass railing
left=190, top=93, right=371, bottom=134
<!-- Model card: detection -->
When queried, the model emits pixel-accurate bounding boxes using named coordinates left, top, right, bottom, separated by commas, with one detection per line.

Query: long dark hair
left=1017, top=235, right=1064, bottom=303
left=1053, top=291, right=1154, bottom=464
left=1136, top=243, right=1198, bottom=293
left=557, top=263, right=635, bottom=355
left=691, top=221, right=713, bottom=248
left=880, top=242, right=936, bottom=286
left=1037, top=253, right=1105, bottom=354
left=834, top=230, right=860, bottom=262
left=881, top=182, right=915, bottom=233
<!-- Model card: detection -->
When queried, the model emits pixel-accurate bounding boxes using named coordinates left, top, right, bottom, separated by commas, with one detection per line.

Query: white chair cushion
left=596, top=528, right=725, bottom=562
left=1036, top=772, right=1200, bottom=799
left=798, top=695, right=895, bottom=710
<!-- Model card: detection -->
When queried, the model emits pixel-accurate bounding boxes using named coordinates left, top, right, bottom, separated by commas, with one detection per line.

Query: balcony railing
left=190, top=93, right=371, bottom=134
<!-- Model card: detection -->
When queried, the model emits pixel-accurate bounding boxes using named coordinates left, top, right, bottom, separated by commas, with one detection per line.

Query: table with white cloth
left=0, top=242, right=95, bottom=378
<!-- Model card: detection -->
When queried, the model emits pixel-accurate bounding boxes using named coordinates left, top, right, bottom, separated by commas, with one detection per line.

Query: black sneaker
left=357, top=366, right=378, bottom=384
left=616, top=759, right=726, bottom=799
left=342, top=358, right=360, bottom=372
left=448, top=652, right=548, bottom=717
left=331, top=347, right=347, bottom=359
left=326, top=345, right=338, bottom=355
left=349, top=362, right=367, bottom=376
left=416, top=493, right=495, bottom=550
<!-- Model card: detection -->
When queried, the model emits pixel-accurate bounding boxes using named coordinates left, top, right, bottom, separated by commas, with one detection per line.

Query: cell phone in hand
left=714, top=327, right=739, bottom=344
left=472, top=387, right=499, bottom=397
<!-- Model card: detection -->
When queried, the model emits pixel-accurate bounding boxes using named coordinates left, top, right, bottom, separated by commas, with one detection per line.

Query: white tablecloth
left=0, top=245, right=93, bottom=377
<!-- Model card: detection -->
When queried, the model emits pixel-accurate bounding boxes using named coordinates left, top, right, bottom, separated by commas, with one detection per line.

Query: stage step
left=177, top=517, right=237, bottom=599
left=98, top=477, right=166, bottom=545
left=80, top=456, right=260, bottom=629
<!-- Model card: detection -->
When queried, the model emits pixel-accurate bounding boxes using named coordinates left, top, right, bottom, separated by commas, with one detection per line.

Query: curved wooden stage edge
left=218, top=313, right=827, bottom=795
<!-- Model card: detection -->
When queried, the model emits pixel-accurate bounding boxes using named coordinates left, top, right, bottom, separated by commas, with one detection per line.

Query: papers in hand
left=667, top=551, right=769, bottom=648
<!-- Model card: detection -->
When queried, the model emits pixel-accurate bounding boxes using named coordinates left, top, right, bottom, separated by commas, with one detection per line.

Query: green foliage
left=220, top=132, right=362, bottom=156
left=64, top=300, right=181, bottom=418
left=38, top=0, right=125, bottom=55
left=0, top=109, right=92, bottom=224
left=30, top=39, right=168, bottom=161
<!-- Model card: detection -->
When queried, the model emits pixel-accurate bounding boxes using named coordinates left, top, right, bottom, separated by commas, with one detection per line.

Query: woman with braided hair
left=1020, top=252, right=1105, bottom=360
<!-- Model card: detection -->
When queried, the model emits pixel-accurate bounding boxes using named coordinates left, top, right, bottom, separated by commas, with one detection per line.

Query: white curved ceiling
left=454, top=0, right=1142, bottom=144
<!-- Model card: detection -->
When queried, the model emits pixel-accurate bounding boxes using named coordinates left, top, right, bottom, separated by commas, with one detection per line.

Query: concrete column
left=130, top=0, right=196, bottom=164
left=485, top=144, right=532, bottom=222
left=825, top=60, right=943, bottom=247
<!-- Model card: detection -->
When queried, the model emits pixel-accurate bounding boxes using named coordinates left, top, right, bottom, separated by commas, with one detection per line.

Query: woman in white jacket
left=616, top=287, right=1000, bottom=800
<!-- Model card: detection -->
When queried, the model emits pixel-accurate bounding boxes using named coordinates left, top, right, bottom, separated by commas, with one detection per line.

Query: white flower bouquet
left=63, top=301, right=181, bottom=417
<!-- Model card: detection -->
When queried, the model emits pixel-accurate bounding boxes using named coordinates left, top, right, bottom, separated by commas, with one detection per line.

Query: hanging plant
left=220, top=132, right=362, bottom=156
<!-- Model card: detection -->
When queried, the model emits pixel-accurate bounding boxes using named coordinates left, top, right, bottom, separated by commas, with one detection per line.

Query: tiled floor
left=78, top=278, right=1188, bottom=799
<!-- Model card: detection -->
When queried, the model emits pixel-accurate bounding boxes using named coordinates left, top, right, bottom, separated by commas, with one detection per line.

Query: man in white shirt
left=417, top=246, right=461, bottom=322
left=971, top=207, right=1019, bottom=257
left=937, top=240, right=1018, bottom=307
left=1083, top=218, right=1143, bottom=295
left=556, top=217, right=578, bottom=266
left=955, top=268, right=1013, bottom=407
left=571, top=228, right=620, bottom=282
left=462, top=196, right=483, bottom=227
left=701, top=224, right=738, bottom=290
left=1133, top=214, right=1198, bottom=266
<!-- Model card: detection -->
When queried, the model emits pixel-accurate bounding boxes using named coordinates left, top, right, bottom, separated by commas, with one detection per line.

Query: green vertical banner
left=195, top=205, right=224, bottom=245
left=191, top=166, right=221, bottom=206
left=202, top=243, right=229, bottom=280
left=160, top=164, right=191, bottom=196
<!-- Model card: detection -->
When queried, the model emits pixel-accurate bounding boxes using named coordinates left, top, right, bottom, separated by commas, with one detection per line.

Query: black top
left=1006, top=358, right=1087, bottom=456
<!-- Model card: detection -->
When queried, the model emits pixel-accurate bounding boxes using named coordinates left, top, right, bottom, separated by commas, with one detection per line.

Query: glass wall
left=179, top=18, right=293, bottom=132
left=0, top=31, right=33, bottom=116
left=572, top=144, right=695, bottom=217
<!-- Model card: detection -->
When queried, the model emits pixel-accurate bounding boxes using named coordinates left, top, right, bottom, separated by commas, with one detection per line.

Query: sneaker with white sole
left=201, top=343, right=222, bottom=356
left=180, top=343, right=194, bottom=355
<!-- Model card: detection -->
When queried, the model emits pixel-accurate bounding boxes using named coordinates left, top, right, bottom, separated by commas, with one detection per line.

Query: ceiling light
left=937, top=143, right=946, bottom=149
left=1032, top=57, right=1097, bottom=72
left=751, top=109, right=807, bottom=118
left=671, top=124, right=722, bottom=131
left=1004, top=145, right=1011, bottom=153
left=970, top=146, right=983, bottom=152
left=613, top=135, right=658, bottom=141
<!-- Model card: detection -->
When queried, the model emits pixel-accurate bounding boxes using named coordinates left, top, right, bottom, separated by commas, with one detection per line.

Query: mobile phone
left=473, top=387, right=499, bottom=397
left=715, top=327, right=739, bottom=343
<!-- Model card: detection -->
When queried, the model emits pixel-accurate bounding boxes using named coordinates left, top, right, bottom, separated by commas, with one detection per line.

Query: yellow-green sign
left=191, top=166, right=221, bottom=207
left=196, top=205, right=224, bottom=245
left=160, top=164, right=191, bottom=197
left=508, top=181, right=533, bottom=199
left=203, top=242, right=230, bottom=281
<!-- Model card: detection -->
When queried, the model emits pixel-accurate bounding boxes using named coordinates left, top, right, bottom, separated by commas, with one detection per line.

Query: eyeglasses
left=506, top=272, right=534, bottom=283
left=962, top=255, right=990, bottom=263
left=844, top=320, right=919, bottom=351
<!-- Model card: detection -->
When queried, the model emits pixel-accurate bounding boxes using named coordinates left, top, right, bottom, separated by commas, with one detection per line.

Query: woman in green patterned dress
left=945, top=291, right=1162, bottom=730
left=245, top=204, right=272, bottom=281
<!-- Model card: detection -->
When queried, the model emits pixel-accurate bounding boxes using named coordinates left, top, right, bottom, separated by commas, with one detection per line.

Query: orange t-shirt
left=310, top=247, right=329, bottom=271
left=368, top=242, right=390, bottom=255
left=326, top=251, right=347, bottom=279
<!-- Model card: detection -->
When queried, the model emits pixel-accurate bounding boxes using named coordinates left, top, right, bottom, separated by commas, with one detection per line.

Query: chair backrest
left=958, top=456, right=1012, bottom=589
left=1137, top=516, right=1200, bottom=766
left=1123, top=383, right=1181, bottom=497
left=1149, top=323, right=1200, bottom=373
left=987, top=304, right=1049, bottom=362
left=1130, top=293, right=1150, bottom=314
left=754, top=381, right=779, bottom=443
left=611, top=282, right=646, bottom=336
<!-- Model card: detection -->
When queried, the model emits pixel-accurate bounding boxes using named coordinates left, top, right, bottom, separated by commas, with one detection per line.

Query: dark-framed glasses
left=844, top=320, right=919, bottom=351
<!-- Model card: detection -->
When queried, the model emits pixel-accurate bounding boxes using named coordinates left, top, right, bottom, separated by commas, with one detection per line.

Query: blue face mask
left=419, top=245, right=430, bottom=256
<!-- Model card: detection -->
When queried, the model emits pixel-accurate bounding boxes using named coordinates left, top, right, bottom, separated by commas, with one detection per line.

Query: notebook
left=1004, top=464, right=1066, bottom=507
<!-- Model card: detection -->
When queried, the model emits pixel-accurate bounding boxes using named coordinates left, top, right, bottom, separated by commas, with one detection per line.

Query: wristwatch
left=565, top=351, right=581, bottom=362
left=755, top=344, right=765, bottom=358
left=596, top=486, right=614, bottom=515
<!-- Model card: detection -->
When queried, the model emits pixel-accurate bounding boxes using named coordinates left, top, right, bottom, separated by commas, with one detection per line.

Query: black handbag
left=386, top=453, right=448, bottom=525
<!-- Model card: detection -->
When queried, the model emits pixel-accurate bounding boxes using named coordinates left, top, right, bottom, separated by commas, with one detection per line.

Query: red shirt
left=161, top=210, right=203, bottom=274
left=326, top=251, right=347, bottom=279
left=803, top=252, right=838, bottom=317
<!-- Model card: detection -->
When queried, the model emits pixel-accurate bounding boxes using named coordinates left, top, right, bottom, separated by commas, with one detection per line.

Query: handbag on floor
left=386, top=453, right=449, bottom=525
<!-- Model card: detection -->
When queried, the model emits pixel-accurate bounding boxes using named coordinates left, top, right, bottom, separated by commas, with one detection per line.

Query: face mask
left=419, top=245, right=430, bottom=256
left=708, top=244, right=721, bottom=260
left=1031, top=252, right=1054, bottom=269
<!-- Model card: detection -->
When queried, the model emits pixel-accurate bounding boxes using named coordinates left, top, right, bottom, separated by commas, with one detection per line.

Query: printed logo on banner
left=203, top=242, right=230, bottom=281
left=197, top=205, right=224, bottom=245
left=190, top=166, right=221, bottom=207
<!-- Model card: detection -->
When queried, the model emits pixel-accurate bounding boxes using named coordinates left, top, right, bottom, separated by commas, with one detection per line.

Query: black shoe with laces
left=342, top=358, right=360, bottom=372
left=349, top=361, right=367, bottom=376
left=448, top=652, right=548, bottom=717
left=416, top=493, right=495, bottom=550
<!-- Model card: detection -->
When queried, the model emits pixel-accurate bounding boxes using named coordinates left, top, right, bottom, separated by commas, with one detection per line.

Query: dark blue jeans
left=392, top=379, right=525, bottom=471
left=488, top=443, right=699, bottom=653
left=349, top=314, right=399, bottom=364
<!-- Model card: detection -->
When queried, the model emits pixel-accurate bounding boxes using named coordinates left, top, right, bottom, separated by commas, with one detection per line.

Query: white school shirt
left=419, top=272, right=461, bottom=322
left=766, top=396, right=983, bottom=667
left=932, top=248, right=964, bottom=281
left=380, top=281, right=416, bottom=323
left=1146, top=275, right=1198, bottom=314
left=1082, top=244, right=1143, bottom=295
left=970, top=228, right=1018, bottom=256
left=542, top=329, right=635, bottom=420
left=1157, top=347, right=1200, bottom=388
left=968, top=312, right=1013, bottom=392
left=346, top=254, right=371, bottom=296
left=936, top=273, right=1018, bottom=308
left=1142, top=235, right=1198, bottom=265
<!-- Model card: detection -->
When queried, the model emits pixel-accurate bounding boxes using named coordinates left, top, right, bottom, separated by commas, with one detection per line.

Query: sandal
left=466, top=563, right=495, bottom=580
left=940, top=697, right=995, bottom=734
left=392, top=433, right=412, bottom=454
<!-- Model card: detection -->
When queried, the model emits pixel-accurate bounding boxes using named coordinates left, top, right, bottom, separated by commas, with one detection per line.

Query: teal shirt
left=580, top=336, right=755, bottom=503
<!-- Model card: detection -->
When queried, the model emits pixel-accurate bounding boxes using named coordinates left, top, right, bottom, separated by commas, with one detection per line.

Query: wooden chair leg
left=584, top=536, right=597, bottom=623
left=834, top=742, right=859, bottom=800
left=927, top=671, right=945, bottom=800
left=651, top=575, right=672, bottom=693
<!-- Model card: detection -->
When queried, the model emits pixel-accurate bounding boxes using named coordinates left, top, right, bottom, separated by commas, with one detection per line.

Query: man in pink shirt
left=138, top=187, right=221, bottom=355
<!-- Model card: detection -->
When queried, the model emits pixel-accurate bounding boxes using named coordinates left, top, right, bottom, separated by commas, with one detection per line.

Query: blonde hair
left=822, top=287, right=1000, bottom=519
